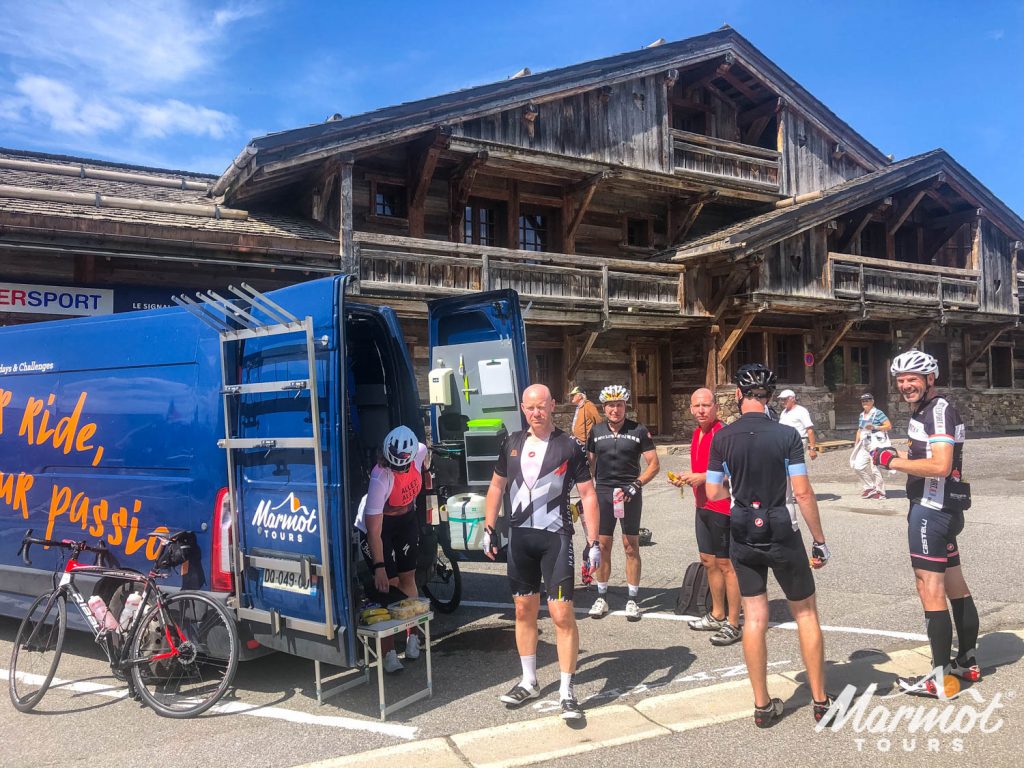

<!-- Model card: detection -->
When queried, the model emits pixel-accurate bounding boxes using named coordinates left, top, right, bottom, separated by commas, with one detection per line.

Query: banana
left=363, top=613, right=392, bottom=625
left=360, top=608, right=390, bottom=621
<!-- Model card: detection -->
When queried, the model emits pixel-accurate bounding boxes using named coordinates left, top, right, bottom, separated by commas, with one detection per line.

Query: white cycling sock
left=520, top=655, right=537, bottom=688
left=597, top=582, right=608, bottom=595
left=559, top=671, right=574, bottom=700
left=627, top=584, right=639, bottom=598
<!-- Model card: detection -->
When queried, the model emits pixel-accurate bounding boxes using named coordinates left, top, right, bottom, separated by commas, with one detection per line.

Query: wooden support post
left=718, top=312, right=757, bottom=362
left=969, top=211, right=983, bottom=271
left=704, top=327, right=720, bottom=389
left=563, top=171, right=605, bottom=254
left=887, top=189, right=929, bottom=237
left=507, top=180, right=520, bottom=250
left=817, top=318, right=856, bottom=361
left=965, top=325, right=1013, bottom=368
left=408, top=132, right=449, bottom=238
left=338, top=155, right=357, bottom=290
left=567, top=330, right=600, bottom=381
left=480, top=253, right=490, bottom=291
left=709, top=267, right=749, bottom=322
left=670, top=191, right=717, bottom=246
left=677, top=268, right=687, bottom=315
left=901, top=322, right=933, bottom=352
left=837, top=208, right=875, bottom=253
left=448, top=151, right=488, bottom=242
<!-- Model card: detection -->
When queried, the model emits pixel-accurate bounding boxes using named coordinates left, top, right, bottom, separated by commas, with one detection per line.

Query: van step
left=222, top=380, right=309, bottom=395
left=218, top=437, right=317, bottom=450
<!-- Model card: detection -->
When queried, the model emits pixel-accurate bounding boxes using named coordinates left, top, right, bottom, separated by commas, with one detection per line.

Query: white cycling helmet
left=383, top=426, right=418, bottom=467
left=599, top=384, right=630, bottom=404
left=890, top=349, right=939, bottom=380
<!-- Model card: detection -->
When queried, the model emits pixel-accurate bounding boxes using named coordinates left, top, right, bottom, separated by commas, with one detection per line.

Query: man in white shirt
left=777, top=389, right=818, bottom=461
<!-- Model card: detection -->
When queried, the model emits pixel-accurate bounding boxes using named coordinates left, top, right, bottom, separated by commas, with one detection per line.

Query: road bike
left=8, top=529, right=239, bottom=718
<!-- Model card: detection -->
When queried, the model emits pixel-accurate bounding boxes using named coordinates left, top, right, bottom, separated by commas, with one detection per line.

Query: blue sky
left=1, top=1, right=1022, bottom=214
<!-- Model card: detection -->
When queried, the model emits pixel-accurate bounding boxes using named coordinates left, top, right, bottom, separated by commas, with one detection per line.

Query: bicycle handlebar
left=17, top=528, right=109, bottom=567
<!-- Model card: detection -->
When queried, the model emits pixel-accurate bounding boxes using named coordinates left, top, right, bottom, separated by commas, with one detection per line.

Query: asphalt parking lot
left=3, top=435, right=1023, bottom=767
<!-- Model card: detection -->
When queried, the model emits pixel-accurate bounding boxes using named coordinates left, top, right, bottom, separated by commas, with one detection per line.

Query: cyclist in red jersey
left=670, top=388, right=742, bottom=645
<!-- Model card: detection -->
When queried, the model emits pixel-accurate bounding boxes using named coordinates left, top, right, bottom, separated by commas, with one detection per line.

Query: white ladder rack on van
left=174, top=284, right=337, bottom=641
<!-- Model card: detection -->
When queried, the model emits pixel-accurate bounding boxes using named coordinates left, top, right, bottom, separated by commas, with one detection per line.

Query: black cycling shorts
left=730, top=529, right=815, bottom=602
left=596, top=485, right=643, bottom=537
left=507, top=527, right=575, bottom=601
left=358, top=507, right=419, bottom=579
left=908, top=503, right=963, bottom=573
left=695, top=507, right=731, bottom=559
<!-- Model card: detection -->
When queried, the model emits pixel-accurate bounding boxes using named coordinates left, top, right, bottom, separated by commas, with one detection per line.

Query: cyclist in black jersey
left=483, top=383, right=600, bottom=721
left=705, top=363, right=834, bottom=729
left=585, top=384, right=659, bottom=621
left=872, top=350, right=980, bottom=697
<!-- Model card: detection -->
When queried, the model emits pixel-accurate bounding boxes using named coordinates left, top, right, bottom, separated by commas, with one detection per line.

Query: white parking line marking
left=458, top=600, right=928, bottom=641
left=3, top=668, right=417, bottom=739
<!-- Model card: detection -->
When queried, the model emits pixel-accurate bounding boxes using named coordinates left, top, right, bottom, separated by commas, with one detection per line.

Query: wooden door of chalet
left=825, top=342, right=886, bottom=430
left=631, top=344, right=661, bottom=435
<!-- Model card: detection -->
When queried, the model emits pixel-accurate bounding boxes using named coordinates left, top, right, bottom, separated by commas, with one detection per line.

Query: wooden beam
left=710, top=267, right=750, bottom=322
left=704, top=328, right=719, bottom=389
left=927, top=208, right=978, bottom=231
left=338, top=156, right=356, bottom=284
left=567, top=330, right=600, bottom=380
left=742, top=114, right=772, bottom=146
left=740, top=96, right=785, bottom=122
left=923, top=222, right=965, bottom=263
left=837, top=207, right=876, bottom=253
left=816, top=318, right=856, bottom=360
left=969, top=213, right=983, bottom=271
left=887, top=188, right=929, bottom=236
left=679, top=53, right=735, bottom=90
left=563, top=171, right=606, bottom=253
left=408, top=132, right=449, bottom=238
left=448, top=150, right=489, bottom=242
left=718, top=68, right=762, bottom=102
left=718, top=311, right=757, bottom=362
left=965, top=325, right=1013, bottom=368
left=670, top=190, right=718, bottom=246
left=901, top=322, right=933, bottom=352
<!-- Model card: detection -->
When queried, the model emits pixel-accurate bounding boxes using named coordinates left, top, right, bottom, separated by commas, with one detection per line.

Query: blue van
left=0, top=275, right=529, bottom=671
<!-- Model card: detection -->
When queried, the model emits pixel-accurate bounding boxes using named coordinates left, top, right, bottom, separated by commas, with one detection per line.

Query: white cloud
left=12, top=75, right=233, bottom=141
left=0, top=1, right=263, bottom=92
left=987, top=29, right=1005, bottom=40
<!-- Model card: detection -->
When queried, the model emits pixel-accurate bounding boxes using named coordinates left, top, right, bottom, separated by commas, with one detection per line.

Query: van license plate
left=262, top=569, right=315, bottom=595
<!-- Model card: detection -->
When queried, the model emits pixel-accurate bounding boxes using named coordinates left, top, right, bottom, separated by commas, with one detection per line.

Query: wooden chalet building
left=2, top=27, right=1022, bottom=437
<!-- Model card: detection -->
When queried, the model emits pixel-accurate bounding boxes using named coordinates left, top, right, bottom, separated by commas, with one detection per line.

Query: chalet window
left=849, top=344, right=871, bottom=386
left=625, top=217, right=652, bottom=248
left=990, top=345, right=1013, bottom=388
left=519, top=208, right=550, bottom=252
left=464, top=201, right=500, bottom=246
left=373, top=182, right=406, bottom=218
left=773, top=335, right=803, bottom=382
left=732, top=332, right=765, bottom=370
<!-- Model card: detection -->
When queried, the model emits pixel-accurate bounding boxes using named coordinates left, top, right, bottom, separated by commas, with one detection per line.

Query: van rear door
left=427, top=291, right=529, bottom=490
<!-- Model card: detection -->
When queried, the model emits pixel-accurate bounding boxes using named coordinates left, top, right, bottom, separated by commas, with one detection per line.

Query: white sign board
left=0, top=282, right=114, bottom=316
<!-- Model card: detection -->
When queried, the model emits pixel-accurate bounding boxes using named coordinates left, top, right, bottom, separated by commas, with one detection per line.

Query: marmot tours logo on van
left=252, top=493, right=318, bottom=542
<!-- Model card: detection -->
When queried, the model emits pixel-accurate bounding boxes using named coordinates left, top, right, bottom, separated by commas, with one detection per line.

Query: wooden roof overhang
left=666, top=150, right=1024, bottom=266
left=216, top=27, right=889, bottom=205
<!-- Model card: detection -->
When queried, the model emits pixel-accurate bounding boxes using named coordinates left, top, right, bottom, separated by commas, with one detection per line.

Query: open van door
left=427, top=291, right=529, bottom=555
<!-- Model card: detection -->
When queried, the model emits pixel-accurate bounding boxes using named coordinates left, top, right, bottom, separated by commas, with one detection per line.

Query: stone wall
left=885, top=388, right=1024, bottom=434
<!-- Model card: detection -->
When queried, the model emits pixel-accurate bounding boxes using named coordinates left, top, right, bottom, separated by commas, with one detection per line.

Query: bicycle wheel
left=422, top=545, right=461, bottom=613
left=128, top=591, right=238, bottom=718
left=9, top=591, right=67, bottom=712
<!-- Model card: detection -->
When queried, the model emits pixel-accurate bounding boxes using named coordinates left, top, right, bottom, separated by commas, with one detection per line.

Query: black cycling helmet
left=733, top=363, right=778, bottom=397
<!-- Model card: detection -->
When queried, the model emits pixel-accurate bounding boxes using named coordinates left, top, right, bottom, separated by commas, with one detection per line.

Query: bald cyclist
left=483, top=384, right=601, bottom=721
left=670, top=388, right=742, bottom=645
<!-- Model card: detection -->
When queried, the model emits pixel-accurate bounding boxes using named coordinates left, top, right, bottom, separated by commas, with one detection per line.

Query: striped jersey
left=906, top=395, right=965, bottom=510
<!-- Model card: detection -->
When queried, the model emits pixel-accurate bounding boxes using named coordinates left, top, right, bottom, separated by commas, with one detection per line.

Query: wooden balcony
left=353, top=232, right=693, bottom=320
left=670, top=130, right=781, bottom=192
left=828, top=252, right=980, bottom=309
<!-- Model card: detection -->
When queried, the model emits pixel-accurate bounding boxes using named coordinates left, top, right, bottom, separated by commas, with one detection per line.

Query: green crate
left=466, top=418, right=504, bottom=431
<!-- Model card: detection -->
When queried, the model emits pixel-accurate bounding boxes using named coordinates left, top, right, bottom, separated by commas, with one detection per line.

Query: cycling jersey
left=586, top=419, right=655, bottom=487
left=706, top=413, right=807, bottom=510
left=906, top=395, right=965, bottom=511
left=691, top=421, right=730, bottom=515
left=494, top=428, right=591, bottom=535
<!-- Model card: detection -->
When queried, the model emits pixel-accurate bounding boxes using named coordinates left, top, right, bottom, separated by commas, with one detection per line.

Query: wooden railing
left=670, top=129, right=780, bottom=191
left=353, top=232, right=688, bottom=315
left=828, top=252, right=980, bottom=309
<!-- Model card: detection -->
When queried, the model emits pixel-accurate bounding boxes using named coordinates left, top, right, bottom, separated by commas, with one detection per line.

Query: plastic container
left=613, top=488, right=625, bottom=519
left=447, top=493, right=487, bottom=550
left=119, top=591, right=144, bottom=629
left=88, top=595, right=119, bottom=632
left=466, top=418, right=504, bottom=430
left=388, top=597, right=431, bottom=619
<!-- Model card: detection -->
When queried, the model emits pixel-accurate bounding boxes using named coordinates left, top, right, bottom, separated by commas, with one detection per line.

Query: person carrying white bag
left=850, top=393, right=893, bottom=500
